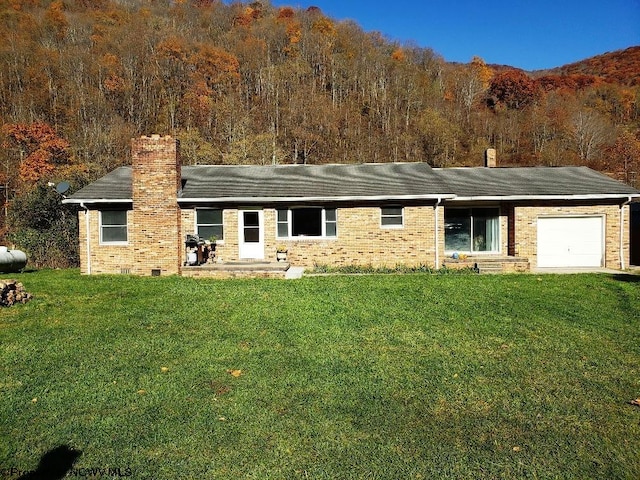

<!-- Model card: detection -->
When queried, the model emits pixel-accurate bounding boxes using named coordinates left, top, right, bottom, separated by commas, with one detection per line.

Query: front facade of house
left=65, top=135, right=639, bottom=276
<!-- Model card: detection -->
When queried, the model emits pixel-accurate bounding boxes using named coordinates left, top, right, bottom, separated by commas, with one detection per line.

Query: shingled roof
left=179, top=163, right=450, bottom=201
left=64, top=162, right=639, bottom=204
left=435, top=166, right=639, bottom=199
left=66, top=162, right=453, bottom=203
left=66, top=166, right=132, bottom=203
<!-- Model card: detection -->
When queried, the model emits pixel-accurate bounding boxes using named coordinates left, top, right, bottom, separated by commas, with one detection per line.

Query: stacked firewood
left=0, top=280, right=32, bottom=306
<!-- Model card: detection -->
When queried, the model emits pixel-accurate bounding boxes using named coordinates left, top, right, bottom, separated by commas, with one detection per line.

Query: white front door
left=238, top=209, right=264, bottom=260
left=537, top=216, right=604, bottom=267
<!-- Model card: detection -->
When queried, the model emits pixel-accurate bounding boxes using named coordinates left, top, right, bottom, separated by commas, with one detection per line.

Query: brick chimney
left=130, top=135, right=181, bottom=276
left=485, top=148, right=497, bottom=167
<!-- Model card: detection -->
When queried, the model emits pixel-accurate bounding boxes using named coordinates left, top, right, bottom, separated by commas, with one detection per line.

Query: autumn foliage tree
left=1, top=122, right=71, bottom=185
left=1, top=122, right=81, bottom=267
left=600, top=129, right=640, bottom=186
left=42, top=0, right=68, bottom=41
left=488, top=69, right=539, bottom=110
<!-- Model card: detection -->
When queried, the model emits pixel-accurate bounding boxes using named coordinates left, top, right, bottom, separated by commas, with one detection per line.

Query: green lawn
left=1, top=270, right=639, bottom=479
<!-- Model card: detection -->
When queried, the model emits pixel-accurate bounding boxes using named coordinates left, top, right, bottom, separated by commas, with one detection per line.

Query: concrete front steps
left=444, top=256, right=530, bottom=274
left=181, top=261, right=304, bottom=279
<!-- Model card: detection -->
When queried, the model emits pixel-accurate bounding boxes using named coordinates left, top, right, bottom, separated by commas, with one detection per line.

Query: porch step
left=186, top=261, right=290, bottom=272
left=474, top=262, right=505, bottom=274
left=444, top=256, right=530, bottom=274
left=181, top=261, right=293, bottom=279
left=218, top=261, right=290, bottom=272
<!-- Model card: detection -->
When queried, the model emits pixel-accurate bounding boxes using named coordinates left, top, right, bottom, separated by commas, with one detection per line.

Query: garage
left=537, top=216, right=604, bottom=268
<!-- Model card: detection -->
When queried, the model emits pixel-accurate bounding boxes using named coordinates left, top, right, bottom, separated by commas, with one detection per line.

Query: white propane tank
left=0, top=247, right=27, bottom=273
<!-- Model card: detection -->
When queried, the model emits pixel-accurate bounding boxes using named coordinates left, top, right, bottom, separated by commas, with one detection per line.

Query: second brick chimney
left=485, top=148, right=497, bottom=168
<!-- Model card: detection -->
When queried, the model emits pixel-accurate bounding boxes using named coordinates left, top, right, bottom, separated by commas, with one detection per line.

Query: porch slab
left=181, top=261, right=292, bottom=278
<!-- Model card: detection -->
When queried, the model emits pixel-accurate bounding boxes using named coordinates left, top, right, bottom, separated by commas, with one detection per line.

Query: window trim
left=195, top=208, right=224, bottom=243
left=276, top=207, right=338, bottom=239
left=99, top=209, right=129, bottom=245
left=380, top=206, right=404, bottom=229
left=444, top=206, right=501, bottom=254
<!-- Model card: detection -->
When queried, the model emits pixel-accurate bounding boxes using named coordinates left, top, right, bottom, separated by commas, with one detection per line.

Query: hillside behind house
left=0, top=1, right=638, bottom=247
left=546, top=46, right=640, bottom=86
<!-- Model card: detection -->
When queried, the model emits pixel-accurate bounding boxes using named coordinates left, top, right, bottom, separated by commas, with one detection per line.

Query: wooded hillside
left=548, top=46, right=640, bottom=87
left=0, top=0, right=639, bottom=266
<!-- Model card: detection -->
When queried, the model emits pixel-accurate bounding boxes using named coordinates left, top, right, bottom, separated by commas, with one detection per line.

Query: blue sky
left=270, top=0, right=640, bottom=71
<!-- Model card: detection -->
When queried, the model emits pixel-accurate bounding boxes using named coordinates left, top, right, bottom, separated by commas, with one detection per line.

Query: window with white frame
left=100, top=210, right=128, bottom=244
left=276, top=207, right=337, bottom=238
left=381, top=206, right=404, bottom=227
left=196, top=209, right=223, bottom=241
left=444, top=207, right=500, bottom=253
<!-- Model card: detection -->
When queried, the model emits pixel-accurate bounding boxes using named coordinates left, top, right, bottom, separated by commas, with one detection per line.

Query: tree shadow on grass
left=18, top=445, right=82, bottom=480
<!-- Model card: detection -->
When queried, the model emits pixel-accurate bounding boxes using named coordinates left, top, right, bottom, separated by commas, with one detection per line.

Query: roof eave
left=62, top=198, right=133, bottom=205
left=177, top=194, right=456, bottom=203
left=62, top=193, right=640, bottom=205
left=449, top=193, right=640, bottom=201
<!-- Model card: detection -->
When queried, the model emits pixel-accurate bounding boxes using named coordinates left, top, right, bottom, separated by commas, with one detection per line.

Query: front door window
left=243, top=211, right=260, bottom=243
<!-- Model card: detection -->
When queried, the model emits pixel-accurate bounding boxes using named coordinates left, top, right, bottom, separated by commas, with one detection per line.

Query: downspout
left=80, top=202, right=91, bottom=275
left=434, top=197, right=442, bottom=268
left=620, top=196, right=632, bottom=270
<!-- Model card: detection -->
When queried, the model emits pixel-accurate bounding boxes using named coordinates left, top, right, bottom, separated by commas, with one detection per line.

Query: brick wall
left=179, top=202, right=631, bottom=271
left=513, top=203, right=630, bottom=269
left=218, top=209, right=239, bottom=263
left=282, top=206, right=440, bottom=268
left=180, top=208, right=241, bottom=266
left=77, top=208, right=135, bottom=274
left=181, top=205, right=443, bottom=269
left=180, top=209, right=193, bottom=268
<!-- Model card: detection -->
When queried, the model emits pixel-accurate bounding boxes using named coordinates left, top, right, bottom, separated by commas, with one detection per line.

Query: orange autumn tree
left=1, top=122, right=71, bottom=185
left=603, top=130, right=640, bottom=187
left=189, top=44, right=240, bottom=94
left=1, top=122, right=81, bottom=268
left=488, top=69, right=539, bottom=110
left=42, top=0, right=68, bottom=41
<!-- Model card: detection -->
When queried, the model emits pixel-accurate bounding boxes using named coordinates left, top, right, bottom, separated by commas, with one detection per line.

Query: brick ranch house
left=63, top=135, right=640, bottom=277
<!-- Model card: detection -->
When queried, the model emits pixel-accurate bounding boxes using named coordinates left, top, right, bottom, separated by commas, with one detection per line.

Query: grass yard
left=0, top=270, right=639, bottom=479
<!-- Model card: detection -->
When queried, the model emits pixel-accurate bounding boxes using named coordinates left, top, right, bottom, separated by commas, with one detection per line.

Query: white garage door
left=537, top=216, right=603, bottom=268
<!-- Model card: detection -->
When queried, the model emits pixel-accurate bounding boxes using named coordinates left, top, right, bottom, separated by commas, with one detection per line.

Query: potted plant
left=276, top=245, right=288, bottom=262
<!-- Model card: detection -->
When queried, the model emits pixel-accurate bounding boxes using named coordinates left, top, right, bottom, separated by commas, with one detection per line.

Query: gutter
left=177, top=194, right=457, bottom=204
left=80, top=202, right=91, bottom=275
left=67, top=193, right=640, bottom=204
left=451, top=194, right=640, bottom=202
left=62, top=198, right=132, bottom=205
left=64, top=195, right=457, bottom=205
left=620, top=196, right=633, bottom=270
